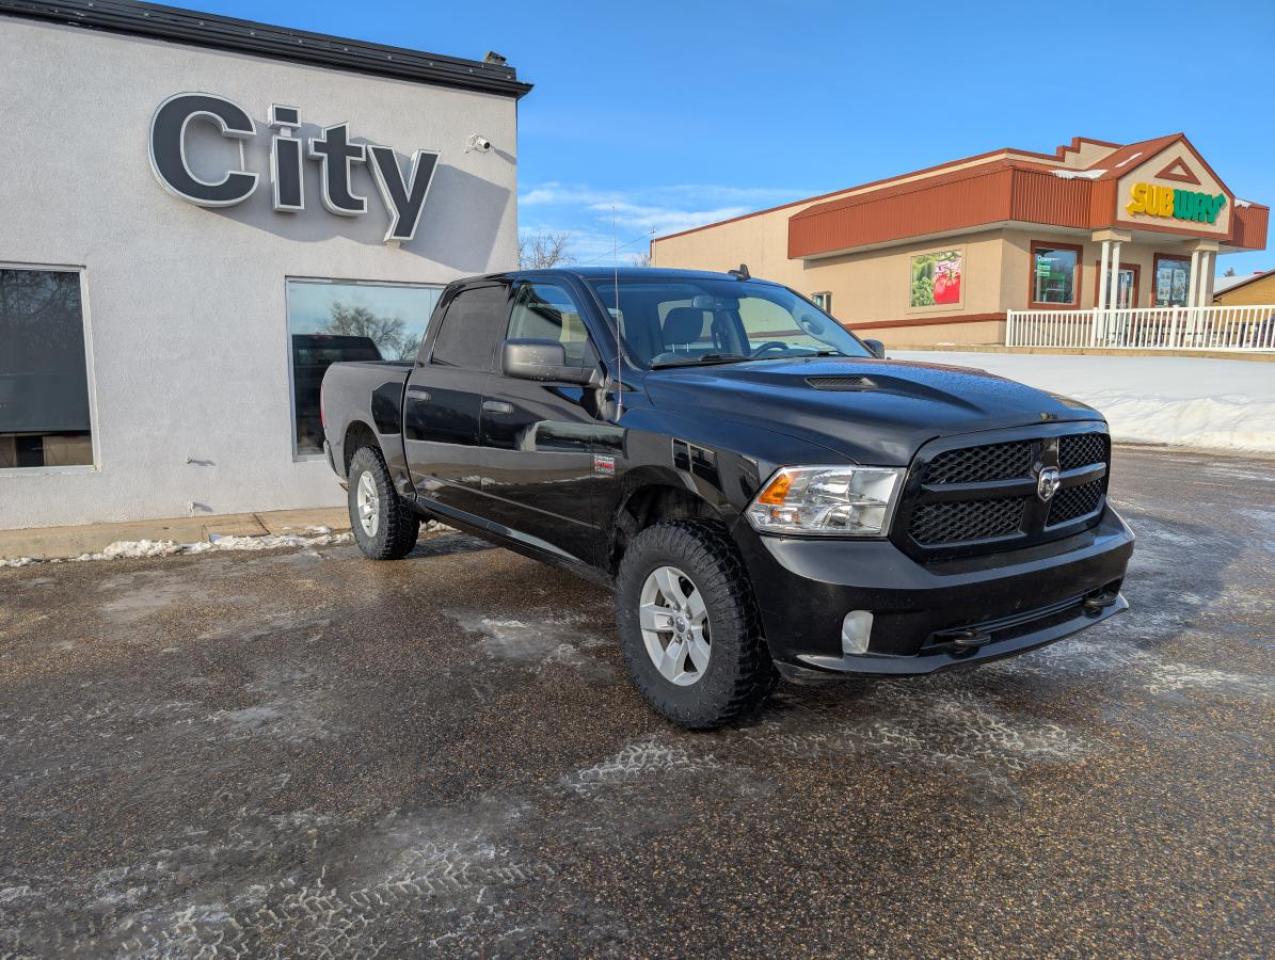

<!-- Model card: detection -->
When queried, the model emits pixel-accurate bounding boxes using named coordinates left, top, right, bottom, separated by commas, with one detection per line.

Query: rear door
left=403, top=282, right=510, bottom=519
left=478, top=278, right=608, bottom=564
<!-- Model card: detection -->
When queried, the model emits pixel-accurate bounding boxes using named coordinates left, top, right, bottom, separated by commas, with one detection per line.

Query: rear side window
left=430, top=285, right=510, bottom=371
left=507, top=281, right=595, bottom=367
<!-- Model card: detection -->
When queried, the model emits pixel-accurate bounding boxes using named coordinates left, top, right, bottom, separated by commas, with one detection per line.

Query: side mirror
left=502, top=339, right=597, bottom=385
left=864, top=338, right=886, bottom=359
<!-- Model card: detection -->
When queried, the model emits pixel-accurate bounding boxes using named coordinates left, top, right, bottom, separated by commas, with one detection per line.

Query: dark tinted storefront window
left=1032, top=244, right=1080, bottom=305
left=1154, top=256, right=1191, bottom=307
left=286, top=279, right=442, bottom=456
left=0, top=268, right=93, bottom=469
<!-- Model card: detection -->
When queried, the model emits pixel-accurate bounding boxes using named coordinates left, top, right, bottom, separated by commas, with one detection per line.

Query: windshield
left=585, top=277, right=871, bottom=369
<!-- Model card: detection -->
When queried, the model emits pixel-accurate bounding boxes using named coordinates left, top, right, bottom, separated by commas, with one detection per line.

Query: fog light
left=841, top=610, right=873, bottom=656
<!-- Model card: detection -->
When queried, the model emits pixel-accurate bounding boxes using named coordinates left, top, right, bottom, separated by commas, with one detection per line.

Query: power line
left=574, top=228, right=655, bottom=265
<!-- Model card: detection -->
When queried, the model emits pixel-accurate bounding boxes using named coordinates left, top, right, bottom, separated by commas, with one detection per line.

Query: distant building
left=1213, top=269, right=1275, bottom=305
left=650, top=135, right=1269, bottom=348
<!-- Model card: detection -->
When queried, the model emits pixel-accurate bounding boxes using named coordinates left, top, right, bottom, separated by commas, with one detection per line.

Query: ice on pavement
left=896, top=351, right=1275, bottom=453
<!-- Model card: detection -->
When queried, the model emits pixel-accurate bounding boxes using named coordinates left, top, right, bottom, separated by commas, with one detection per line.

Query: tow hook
left=944, top=628, right=992, bottom=652
left=1083, top=591, right=1120, bottom=616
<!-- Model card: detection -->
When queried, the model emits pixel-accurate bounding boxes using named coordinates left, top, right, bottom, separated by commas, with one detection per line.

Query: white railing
left=1006, top=305, right=1275, bottom=352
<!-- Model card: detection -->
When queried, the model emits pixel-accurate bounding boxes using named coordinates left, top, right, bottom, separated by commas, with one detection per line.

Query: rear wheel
left=347, top=446, right=419, bottom=560
left=615, top=520, right=776, bottom=728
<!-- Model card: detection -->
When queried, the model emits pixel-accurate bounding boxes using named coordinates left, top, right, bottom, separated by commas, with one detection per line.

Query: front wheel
left=615, top=520, right=776, bottom=729
left=347, top=446, right=419, bottom=560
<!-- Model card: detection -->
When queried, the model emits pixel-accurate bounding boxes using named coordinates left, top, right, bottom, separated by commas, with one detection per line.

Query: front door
left=403, top=282, right=510, bottom=520
left=1114, top=266, right=1137, bottom=308
left=478, top=278, right=607, bottom=565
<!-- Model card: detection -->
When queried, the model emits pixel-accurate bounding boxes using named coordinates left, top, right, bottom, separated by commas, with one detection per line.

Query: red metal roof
left=788, top=134, right=1267, bottom=258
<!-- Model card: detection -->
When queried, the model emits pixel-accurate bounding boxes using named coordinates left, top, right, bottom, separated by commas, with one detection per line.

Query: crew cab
left=320, top=267, right=1133, bottom=728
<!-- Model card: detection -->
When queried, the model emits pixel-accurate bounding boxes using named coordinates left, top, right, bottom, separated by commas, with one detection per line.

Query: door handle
left=406, top=386, right=431, bottom=401
left=482, top=400, right=514, bottom=415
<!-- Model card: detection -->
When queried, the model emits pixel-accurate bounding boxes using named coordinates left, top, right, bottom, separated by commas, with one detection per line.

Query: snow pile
left=895, top=351, right=1275, bottom=453
left=1, top=528, right=352, bottom=568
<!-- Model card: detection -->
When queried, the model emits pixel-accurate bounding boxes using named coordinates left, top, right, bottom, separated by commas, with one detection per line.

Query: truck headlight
left=746, top=465, right=905, bottom=537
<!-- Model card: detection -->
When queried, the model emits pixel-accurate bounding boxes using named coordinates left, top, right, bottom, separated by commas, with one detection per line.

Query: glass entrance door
left=1115, top=267, right=1135, bottom=308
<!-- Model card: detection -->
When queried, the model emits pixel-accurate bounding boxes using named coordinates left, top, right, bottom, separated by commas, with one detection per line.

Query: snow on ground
left=896, top=351, right=1275, bottom=453
left=0, top=528, right=353, bottom=568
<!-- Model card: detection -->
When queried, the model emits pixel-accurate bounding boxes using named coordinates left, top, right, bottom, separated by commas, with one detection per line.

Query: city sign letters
left=148, top=93, right=438, bottom=243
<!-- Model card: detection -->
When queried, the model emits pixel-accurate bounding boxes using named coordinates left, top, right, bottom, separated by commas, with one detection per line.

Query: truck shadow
left=408, top=531, right=497, bottom=560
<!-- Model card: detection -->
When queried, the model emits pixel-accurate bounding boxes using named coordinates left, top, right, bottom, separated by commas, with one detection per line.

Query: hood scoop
left=805, top=374, right=878, bottom=391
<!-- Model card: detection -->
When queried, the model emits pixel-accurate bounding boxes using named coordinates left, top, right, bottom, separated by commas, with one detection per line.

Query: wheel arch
left=608, top=467, right=729, bottom=575
left=342, top=420, right=380, bottom=477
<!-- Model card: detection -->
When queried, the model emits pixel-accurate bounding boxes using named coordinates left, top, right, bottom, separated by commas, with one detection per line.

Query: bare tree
left=631, top=251, right=652, bottom=268
left=519, top=230, right=573, bottom=269
left=322, top=302, right=416, bottom=360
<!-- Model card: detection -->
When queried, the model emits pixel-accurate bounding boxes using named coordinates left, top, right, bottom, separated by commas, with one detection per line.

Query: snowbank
left=895, top=352, right=1275, bottom=454
left=1, top=528, right=352, bottom=568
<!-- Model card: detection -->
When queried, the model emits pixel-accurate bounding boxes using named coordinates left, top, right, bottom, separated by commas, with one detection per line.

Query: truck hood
left=642, top=356, right=1103, bottom=465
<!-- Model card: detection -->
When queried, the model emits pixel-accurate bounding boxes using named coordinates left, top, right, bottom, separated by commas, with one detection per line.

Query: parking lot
left=1, top=445, right=1272, bottom=958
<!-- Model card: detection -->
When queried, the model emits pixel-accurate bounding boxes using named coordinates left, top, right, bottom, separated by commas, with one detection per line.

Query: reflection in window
left=286, top=279, right=442, bottom=455
left=0, top=268, right=93, bottom=469
left=1032, top=245, right=1079, bottom=305
left=508, top=282, right=593, bottom=366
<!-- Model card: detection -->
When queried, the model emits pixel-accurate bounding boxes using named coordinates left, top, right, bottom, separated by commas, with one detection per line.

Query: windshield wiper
left=649, top=353, right=751, bottom=369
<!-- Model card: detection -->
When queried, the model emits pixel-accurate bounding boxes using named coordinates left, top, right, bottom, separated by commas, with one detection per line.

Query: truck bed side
left=320, top=361, right=414, bottom=495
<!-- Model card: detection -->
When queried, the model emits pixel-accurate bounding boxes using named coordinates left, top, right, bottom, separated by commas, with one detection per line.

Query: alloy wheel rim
left=638, top=565, right=711, bottom=686
left=356, top=471, right=380, bottom=537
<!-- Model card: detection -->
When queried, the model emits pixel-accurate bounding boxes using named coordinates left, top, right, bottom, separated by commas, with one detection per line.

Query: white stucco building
left=0, top=0, right=530, bottom=530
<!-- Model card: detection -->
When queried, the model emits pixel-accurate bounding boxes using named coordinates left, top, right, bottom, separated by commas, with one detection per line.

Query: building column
left=1186, top=249, right=1201, bottom=309
left=1109, top=240, right=1123, bottom=306
left=1196, top=251, right=1212, bottom=306
left=1096, top=239, right=1111, bottom=311
left=1090, top=229, right=1131, bottom=345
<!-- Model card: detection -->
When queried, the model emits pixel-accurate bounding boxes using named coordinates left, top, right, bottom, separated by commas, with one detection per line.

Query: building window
left=910, top=250, right=963, bottom=308
left=285, top=278, right=443, bottom=456
left=0, top=266, right=93, bottom=470
left=811, top=291, right=832, bottom=313
left=1153, top=255, right=1191, bottom=307
left=1030, top=242, right=1082, bottom=306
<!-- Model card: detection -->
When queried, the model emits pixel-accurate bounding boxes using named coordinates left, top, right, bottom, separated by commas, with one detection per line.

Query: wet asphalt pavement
left=1, top=446, right=1272, bottom=959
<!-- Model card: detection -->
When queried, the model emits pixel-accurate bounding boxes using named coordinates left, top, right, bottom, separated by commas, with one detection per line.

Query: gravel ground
left=1, top=446, right=1272, bottom=959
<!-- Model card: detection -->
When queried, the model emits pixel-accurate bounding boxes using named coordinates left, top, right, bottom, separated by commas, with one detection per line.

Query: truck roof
left=455, top=265, right=782, bottom=287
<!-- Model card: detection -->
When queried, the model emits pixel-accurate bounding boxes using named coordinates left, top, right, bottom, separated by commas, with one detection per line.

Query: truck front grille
left=896, top=428, right=1110, bottom=558
left=1047, top=478, right=1105, bottom=526
left=910, top=496, right=1029, bottom=546
left=1058, top=433, right=1107, bottom=471
left=922, top=440, right=1035, bottom=484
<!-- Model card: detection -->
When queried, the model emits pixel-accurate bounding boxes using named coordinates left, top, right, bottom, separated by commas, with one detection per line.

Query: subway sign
left=1126, top=182, right=1226, bottom=225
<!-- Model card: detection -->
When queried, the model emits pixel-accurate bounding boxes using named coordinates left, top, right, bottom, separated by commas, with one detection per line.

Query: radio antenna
left=612, top=205, right=623, bottom=420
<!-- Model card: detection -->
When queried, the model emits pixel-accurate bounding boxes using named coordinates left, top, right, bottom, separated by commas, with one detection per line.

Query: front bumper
left=734, top=506, right=1134, bottom=678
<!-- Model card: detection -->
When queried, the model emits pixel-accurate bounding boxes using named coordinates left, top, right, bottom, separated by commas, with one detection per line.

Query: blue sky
left=184, top=0, right=1272, bottom=274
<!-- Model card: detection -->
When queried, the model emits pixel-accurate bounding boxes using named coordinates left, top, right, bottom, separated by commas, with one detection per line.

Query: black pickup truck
left=321, top=267, right=1133, bottom=728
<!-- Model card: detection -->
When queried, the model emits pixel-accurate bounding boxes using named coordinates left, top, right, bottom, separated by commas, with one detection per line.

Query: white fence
left=1006, top=305, right=1275, bottom=352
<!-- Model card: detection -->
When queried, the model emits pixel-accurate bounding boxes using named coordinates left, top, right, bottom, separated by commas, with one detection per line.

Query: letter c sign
left=149, top=93, right=259, bottom=207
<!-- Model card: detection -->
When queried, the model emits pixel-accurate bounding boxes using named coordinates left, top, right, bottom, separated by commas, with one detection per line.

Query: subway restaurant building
left=650, top=135, right=1269, bottom=347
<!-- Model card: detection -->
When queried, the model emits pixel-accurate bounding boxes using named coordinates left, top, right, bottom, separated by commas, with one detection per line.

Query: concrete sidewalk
left=0, top=507, right=350, bottom=561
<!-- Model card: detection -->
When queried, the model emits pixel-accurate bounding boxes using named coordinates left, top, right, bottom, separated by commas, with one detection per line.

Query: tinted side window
left=430, top=285, right=510, bottom=371
left=507, top=281, right=595, bottom=367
